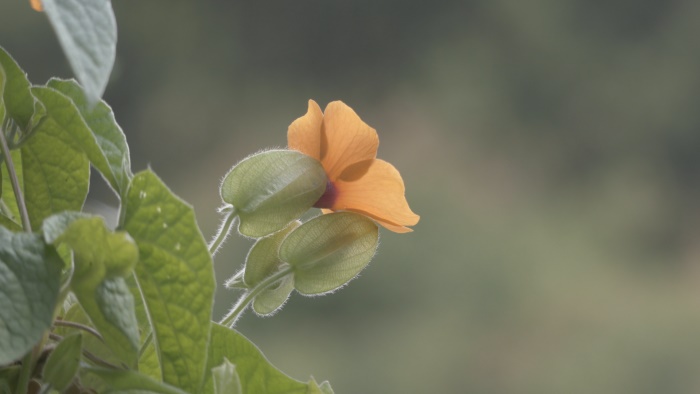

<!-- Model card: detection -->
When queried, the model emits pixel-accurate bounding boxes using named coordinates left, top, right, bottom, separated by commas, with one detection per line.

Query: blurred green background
left=3, top=0, right=700, bottom=392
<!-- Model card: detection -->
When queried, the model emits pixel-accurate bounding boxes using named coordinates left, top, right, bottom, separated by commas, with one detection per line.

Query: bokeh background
left=3, top=0, right=700, bottom=392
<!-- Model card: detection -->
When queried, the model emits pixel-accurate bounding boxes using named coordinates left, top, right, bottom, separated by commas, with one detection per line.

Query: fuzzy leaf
left=124, top=170, right=215, bottom=393
left=0, top=227, right=62, bottom=364
left=41, top=0, right=117, bottom=104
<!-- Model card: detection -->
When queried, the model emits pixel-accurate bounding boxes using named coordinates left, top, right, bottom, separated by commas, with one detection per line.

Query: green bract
left=281, top=212, right=379, bottom=295
left=243, top=221, right=300, bottom=315
left=220, top=150, right=327, bottom=238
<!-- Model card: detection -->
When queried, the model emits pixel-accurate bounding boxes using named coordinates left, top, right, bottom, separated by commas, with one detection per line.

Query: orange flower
left=288, top=100, right=419, bottom=233
left=30, top=0, right=43, bottom=12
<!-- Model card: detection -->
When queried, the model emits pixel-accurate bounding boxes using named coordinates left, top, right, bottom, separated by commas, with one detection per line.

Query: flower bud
left=279, top=212, right=379, bottom=295
left=220, top=150, right=327, bottom=237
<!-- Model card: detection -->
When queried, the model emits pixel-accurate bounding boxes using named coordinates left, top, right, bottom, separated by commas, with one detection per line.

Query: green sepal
left=280, top=212, right=379, bottom=295
left=220, top=150, right=327, bottom=238
left=0, top=227, right=62, bottom=364
left=42, top=332, right=83, bottom=392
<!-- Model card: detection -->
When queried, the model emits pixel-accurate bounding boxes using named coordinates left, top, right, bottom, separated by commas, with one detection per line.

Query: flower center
left=313, top=180, right=338, bottom=209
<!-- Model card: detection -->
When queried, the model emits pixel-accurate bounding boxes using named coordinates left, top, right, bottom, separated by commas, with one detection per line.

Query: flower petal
left=30, top=0, right=43, bottom=11
left=320, top=101, right=379, bottom=180
left=288, top=100, right=323, bottom=160
left=331, top=159, right=419, bottom=233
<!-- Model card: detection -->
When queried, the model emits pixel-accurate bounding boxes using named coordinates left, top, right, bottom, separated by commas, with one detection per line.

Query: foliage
left=0, top=1, right=415, bottom=392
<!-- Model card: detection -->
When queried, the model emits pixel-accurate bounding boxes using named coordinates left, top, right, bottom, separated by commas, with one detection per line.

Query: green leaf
left=0, top=365, right=20, bottom=393
left=212, top=358, right=242, bottom=394
left=0, top=56, right=5, bottom=130
left=43, top=213, right=140, bottom=366
left=203, top=323, right=324, bottom=394
left=280, top=212, right=379, bottom=295
left=0, top=46, right=44, bottom=132
left=43, top=332, right=82, bottom=392
left=0, top=213, right=21, bottom=232
left=307, top=379, right=335, bottom=394
left=46, top=78, right=132, bottom=196
left=22, top=87, right=91, bottom=229
left=83, top=367, right=190, bottom=394
left=1, top=149, right=24, bottom=227
left=221, top=150, right=327, bottom=238
left=124, top=170, right=215, bottom=393
left=41, top=0, right=117, bottom=104
left=138, top=338, right=162, bottom=381
left=0, top=227, right=63, bottom=364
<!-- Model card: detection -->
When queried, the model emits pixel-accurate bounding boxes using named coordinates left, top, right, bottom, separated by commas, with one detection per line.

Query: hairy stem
left=208, top=207, right=237, bottom=256
left=219, top=267, right=293, bottom=327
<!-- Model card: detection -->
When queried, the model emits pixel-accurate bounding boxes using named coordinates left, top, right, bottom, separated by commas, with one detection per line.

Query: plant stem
left=138, top=331, right=153, bottom=359
left=219, top=267, right=293, bottom=327
left=0, top=199, right=15, bottom=220
left=0, top=127, right=31, bottom=232
left=53, top=320, right=104, bottom=342
left=48, top=333, right=122, bottom=370
left=208, top=207, right=237, bottom=256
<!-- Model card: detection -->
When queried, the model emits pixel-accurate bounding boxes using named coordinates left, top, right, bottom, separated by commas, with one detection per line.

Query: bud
left=279, top=212, right=379, bottom=295
left=220, top=150, right=327, bottom=238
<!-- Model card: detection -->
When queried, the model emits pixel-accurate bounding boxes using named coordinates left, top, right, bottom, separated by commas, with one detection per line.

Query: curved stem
left=219, top=267, right=293, bottom=327
left=208, top=207, right=237, bottom=256
left=48, top=333, right=122, bottom=370
left=53, top=320, right=104, bottom=342
left=0, top=127, right=31, bottom=232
